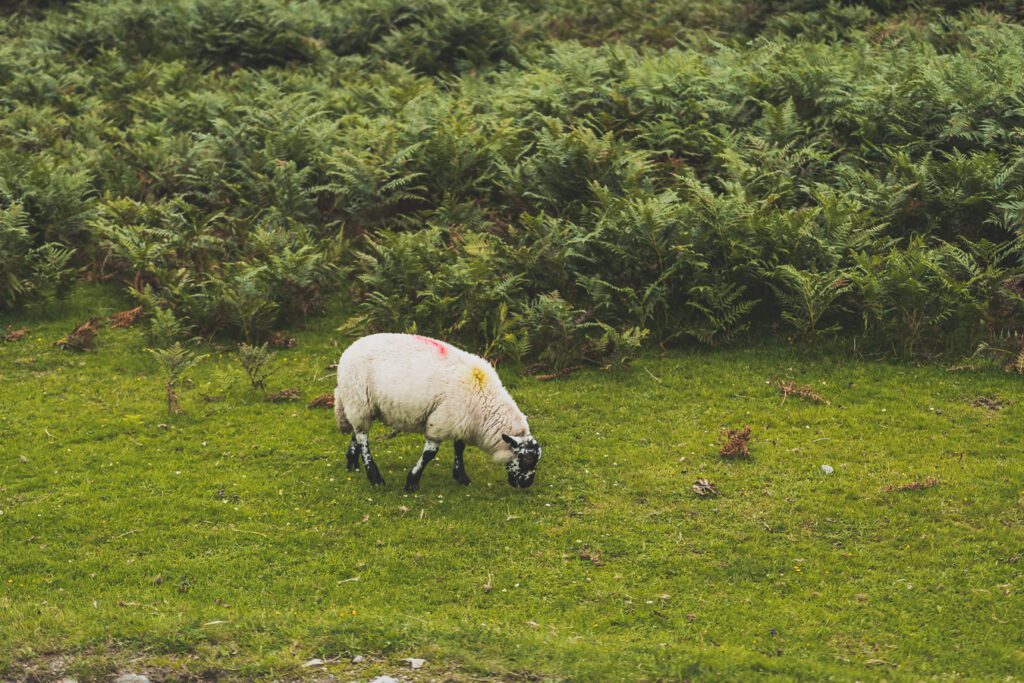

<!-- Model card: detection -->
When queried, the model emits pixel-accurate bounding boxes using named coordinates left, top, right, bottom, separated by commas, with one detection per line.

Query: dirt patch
left=884, top=477, right=940, bottom=493
left=971, top=396, right=1009, bottom=411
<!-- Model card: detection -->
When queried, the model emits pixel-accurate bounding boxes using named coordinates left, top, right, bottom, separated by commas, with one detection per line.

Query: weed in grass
left=145, top=307, right=190, bottom=348
left=147, top=341, right=207, bottom=414
left=238, top=342, right=276, bottom=393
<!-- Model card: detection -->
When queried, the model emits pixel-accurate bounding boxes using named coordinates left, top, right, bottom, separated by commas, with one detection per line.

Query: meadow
left=2, top=286, right=1023, bottom=681
left=2, top=0, right=1024, bottom=680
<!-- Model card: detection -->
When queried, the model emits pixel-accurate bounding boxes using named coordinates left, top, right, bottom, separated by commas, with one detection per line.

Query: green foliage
left=147, top=340, right=206, bottom=413
left=145, top=305, right=190, bottom=348
left=1, top=0, right=1023, bottom=367
left=238, top=341, right=276, bottom=392
left=769, top=265, right=851, bottom=347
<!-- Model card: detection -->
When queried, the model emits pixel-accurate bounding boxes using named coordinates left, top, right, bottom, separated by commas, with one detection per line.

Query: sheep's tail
left=333, top=385, right=352, bottom=432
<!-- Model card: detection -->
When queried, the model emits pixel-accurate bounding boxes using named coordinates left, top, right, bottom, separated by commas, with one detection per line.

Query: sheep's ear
left=501, top=434, right=520, bottom=447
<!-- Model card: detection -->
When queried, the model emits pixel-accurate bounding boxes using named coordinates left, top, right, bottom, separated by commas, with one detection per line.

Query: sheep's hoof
left=454, top=471, right=471, bottom=486
left=347, top=460, right=360, bottom=472
left=404, top=474, right=420, bottom=493
left=366, top=465, right=385, bottom=486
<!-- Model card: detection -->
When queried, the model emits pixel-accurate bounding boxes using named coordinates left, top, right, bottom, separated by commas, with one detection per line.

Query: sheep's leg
left=452, top=439, right=470, bottom=486
left=404, top=439, right=439, bottom=493
left=345, top=435, right=360, bottom=471
left=356, top=432, right=385, bottom=486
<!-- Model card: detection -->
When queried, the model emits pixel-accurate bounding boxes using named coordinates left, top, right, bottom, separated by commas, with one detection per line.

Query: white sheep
left=333, top=333, right=542, bottom=491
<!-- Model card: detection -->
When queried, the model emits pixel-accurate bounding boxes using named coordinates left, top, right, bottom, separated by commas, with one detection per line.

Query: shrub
left=1, top=0, right=1022, bottom=369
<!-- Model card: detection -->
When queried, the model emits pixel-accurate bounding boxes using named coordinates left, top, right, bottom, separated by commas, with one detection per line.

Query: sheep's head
left=502, top=434, right=541, bottom=489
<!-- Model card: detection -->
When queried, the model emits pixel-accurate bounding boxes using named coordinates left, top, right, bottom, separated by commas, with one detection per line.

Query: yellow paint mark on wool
left=469, top=367, right=487, bottom=389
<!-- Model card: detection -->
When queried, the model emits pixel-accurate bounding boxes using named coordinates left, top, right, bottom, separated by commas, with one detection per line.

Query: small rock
left=369, top=677, right=400, bottom=683
left=57, top=678, right=78, bottom=683
left=351, top=655, right=365, bottom=664
left=114, top=675, right=150, bottom=683
left=301, top=658, right=325, bottom=668
left=821, top=464, right=834, bottom=475
left=402, top=657, right=426, bottom=669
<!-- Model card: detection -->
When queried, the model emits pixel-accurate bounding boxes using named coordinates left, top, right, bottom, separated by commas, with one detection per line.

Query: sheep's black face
left=502, top=434, right=542, bottom=489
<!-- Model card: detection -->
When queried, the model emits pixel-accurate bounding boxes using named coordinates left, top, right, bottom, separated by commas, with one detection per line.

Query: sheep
left=333, top=333, right=542, bottom=492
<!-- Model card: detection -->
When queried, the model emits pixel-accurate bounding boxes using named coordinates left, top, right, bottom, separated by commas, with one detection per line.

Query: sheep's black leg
left=405, top=439, right=439, bottom=493
left=345, top=435, right=360, bottom=471
left=453, top=439, right=470, bottom=486
left=356, top=432, right=385, bottom=486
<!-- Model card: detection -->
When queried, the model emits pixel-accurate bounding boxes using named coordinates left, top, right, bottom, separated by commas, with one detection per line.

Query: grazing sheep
left=334, top=333, right=542, bottom=491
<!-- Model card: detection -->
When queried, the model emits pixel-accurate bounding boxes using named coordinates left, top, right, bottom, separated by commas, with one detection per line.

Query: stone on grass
left=369, top=677, right=400, bottom=683
left=402, top=657, right=426, bottom=669
left=301, top=658, right=325, bottom=668
left=351, top=655, right=366, bottom=663
left=114, top=675, right=150, bottom=683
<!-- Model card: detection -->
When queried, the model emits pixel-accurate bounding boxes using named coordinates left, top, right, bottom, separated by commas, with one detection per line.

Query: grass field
left=2, top=285, right=1023, bottom=681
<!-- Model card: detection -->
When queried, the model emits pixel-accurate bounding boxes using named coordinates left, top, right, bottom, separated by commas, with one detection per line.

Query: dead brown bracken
left=776, top=380, right=827, bottom=405
left=884, top=477, right=940, bottom=493
left=719, top=425, right=752, bottom=458
left=578, top=547, right=604, bottom=566
left=268, top=331, right=296, bottom=349
left=308, top=393, right=335, bottom=409
left=267, top=388, right=302, bottom=402
left=166, top=385, right=182, bottom=415
left=55, top=319, right=99, bottom=351
left=108, top=306, right=143, bottom=328
left=3, top=325, right=29, bottom=342
left=534, top=365, right=584, bottom=381
left=692, top=478, right=719, bottom=496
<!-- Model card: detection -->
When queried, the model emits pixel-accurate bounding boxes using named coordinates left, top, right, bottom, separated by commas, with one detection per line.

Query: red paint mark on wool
left=413, top=335, right=448, bottom=357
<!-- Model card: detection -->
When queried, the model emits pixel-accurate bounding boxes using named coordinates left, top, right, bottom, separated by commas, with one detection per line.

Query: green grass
left=2, top=286, right=1023, bottom=681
